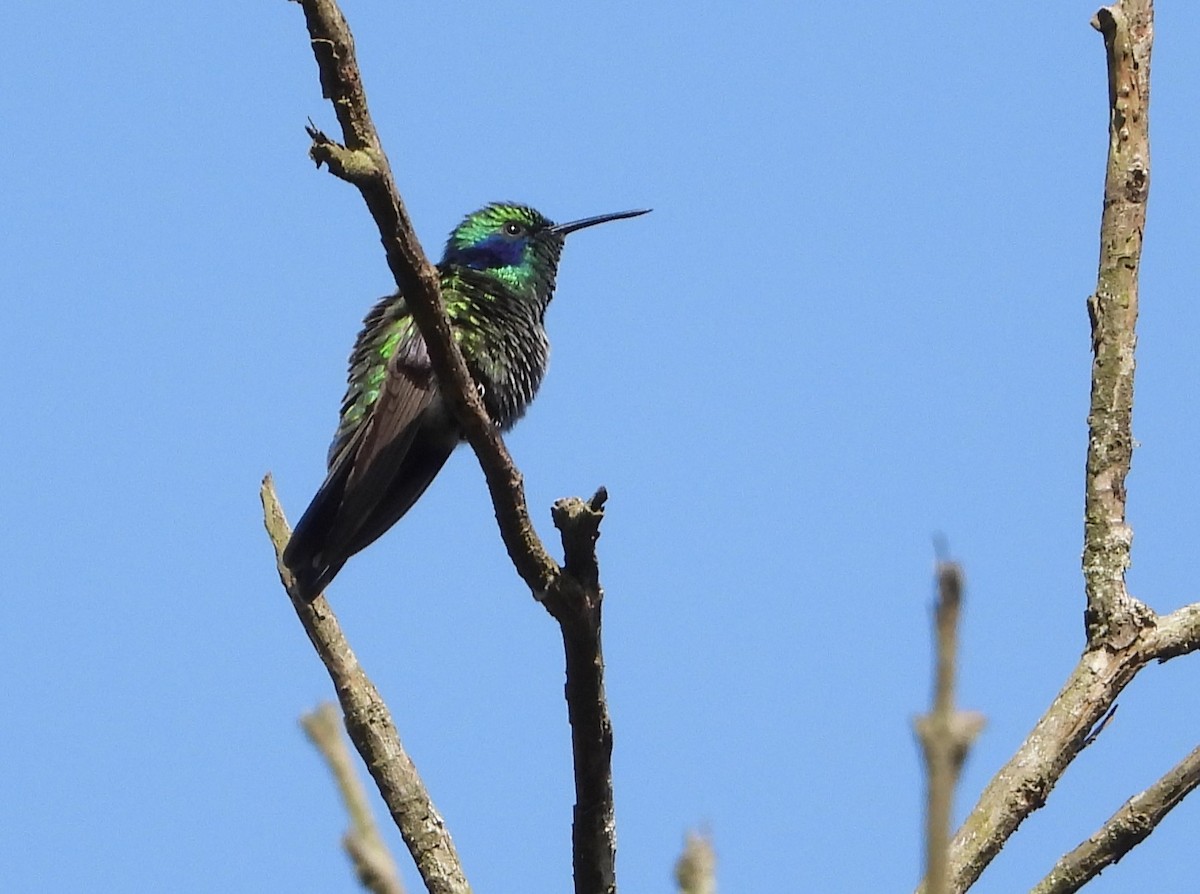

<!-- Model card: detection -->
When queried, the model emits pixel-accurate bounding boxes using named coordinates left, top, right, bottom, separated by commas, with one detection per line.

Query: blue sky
left=3, top=2, right=1199, bottom=891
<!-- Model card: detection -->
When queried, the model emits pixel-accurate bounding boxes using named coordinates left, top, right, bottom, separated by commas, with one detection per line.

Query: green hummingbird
left=283, top=202, right=649, bottom=599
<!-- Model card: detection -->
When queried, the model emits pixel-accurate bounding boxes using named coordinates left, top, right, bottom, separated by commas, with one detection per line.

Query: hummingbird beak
left=550, top=208, right=651, bottom=236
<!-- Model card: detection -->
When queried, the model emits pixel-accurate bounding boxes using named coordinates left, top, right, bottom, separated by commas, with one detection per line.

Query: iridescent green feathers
left=326, top=204, right=556, bottom=470
left=441, top=203, right=565, bottom=308
left=283, top=202, right=649, bottom=600
left=329, top=297, right=417, bottom=466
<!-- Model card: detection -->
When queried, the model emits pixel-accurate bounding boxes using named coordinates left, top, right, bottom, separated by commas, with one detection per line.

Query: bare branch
left=929, top=644, right=1147, bottom=893
left=674, top=832, right=717, bottom=894
left=914, top=11, right=1173, bottom=889
left=1081, top=0, right=1155, bottom=647
left=301, top=703, right=406, bottom=894
left=914, top=563, right=985, bottom=894
left=292, top=0, right=557, bottom=595
left=925, top=596, right=1200, bottom=894
left=1148, top=603, right=1200, bottom=660
left=1030, top=745, right=1200, bottom=894
left=549, top=492, right=616, bottom=894
left=262, top=477, right=470, bottom=894
left=285, top=4, right=619, bottom=891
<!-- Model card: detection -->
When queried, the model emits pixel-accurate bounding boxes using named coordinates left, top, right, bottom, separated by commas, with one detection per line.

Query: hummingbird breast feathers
left=444, top=272, right=550, bottom=431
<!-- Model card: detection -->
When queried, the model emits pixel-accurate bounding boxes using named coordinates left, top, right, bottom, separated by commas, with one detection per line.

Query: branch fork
left=266, top=2, right=620, bottom=892
left=918, top=4, right=1200, bottom=892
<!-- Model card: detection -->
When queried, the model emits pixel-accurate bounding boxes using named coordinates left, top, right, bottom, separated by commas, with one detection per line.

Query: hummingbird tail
left=283, top=545, right=345, bottom=603
left=282, top=462, right=356, bottom=602
left=284, top=531, right=349, bottom=603
left=283, top=535, right=343, bottom=604
left=281, top=409, right=459, bottom=601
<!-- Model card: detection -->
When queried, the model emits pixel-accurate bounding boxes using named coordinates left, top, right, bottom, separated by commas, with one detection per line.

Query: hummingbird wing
left=283, top=296, right=459, bottom=599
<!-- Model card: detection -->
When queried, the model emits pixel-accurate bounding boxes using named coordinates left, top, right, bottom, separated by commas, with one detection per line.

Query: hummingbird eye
left=502, top=221, right=525, bottom=238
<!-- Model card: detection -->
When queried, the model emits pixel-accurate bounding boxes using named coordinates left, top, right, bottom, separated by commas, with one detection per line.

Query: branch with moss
left=1080, top=1, right=1154, bottom=647
left=275, top=2, right=621, bottom=892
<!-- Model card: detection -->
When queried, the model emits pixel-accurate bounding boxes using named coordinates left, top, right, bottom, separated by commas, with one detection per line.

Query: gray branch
left=914, top=4, right=1200, bottom=891
left=1030, top=744, right=1200, bottom=893
left=914, top=563, right=985, bottom=894
left=263, top=478, right=469, bottom=894
left=301, top=703, right=406, bottom=894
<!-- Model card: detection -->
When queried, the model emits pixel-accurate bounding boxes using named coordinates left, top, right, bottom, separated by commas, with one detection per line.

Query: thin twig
left=262, top=477, right=470, bottom=894
left=301, top=703, right=406, bottom=894
left=286, top=3, right=620, bottom=891
left=914, top=563, right=985, bottom=894
left=674, top=832, right=717, bottom=894
left=1030, top=744, right=1200, bottom=894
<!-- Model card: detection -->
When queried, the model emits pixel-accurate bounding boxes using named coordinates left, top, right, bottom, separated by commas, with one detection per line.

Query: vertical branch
left=914, top=563, right=985, bottom=894
left=1082, top=0, right=1154, bottom=646
left=549, top=491, right=617, bottom=894
left=561, top=622, right=615, bottom=893
left=916, top=6, right=1162, bottom=891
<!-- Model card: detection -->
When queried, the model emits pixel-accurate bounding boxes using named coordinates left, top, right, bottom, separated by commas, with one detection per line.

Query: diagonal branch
left=285, top=3, right=619, bottom=892
left=1030, top=744, right=1200, bottom=894
left=301, top=702, right=406, bottom=894
left=924, top=599, right=1200, bottom=894
left=262, top=477, right=469, bottom=894
left=927, top=638, right=1150, bottom=893
left=292, top=0, right=557, bottom=595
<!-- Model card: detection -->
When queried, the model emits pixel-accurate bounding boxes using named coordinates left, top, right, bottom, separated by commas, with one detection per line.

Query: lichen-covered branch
left=914, top=563, right=985, bottom=894
left=285, top=3, right=619, bottom=892
left=910, top=4, right=1200, bottom=892
left=921, top=601, right=1200, bottom=894
left=301, top=702, right=406, bottom=894
left=1081, top=1, right=1154, bottom=646
left=929, top=639, right=1146, bottom=893
left=1030, top=744, right=1200, bottom=894
left=1148, top=602, right=1200, bottom=659
left=262, top=477, right=469, bottom=894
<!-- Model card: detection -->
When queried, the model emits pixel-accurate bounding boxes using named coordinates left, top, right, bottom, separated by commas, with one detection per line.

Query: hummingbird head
left=440, top=202, right=650, bottom=311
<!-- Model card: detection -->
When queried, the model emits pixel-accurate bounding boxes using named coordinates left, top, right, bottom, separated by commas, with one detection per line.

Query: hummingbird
left=283, top=202, right=649, bottom=600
